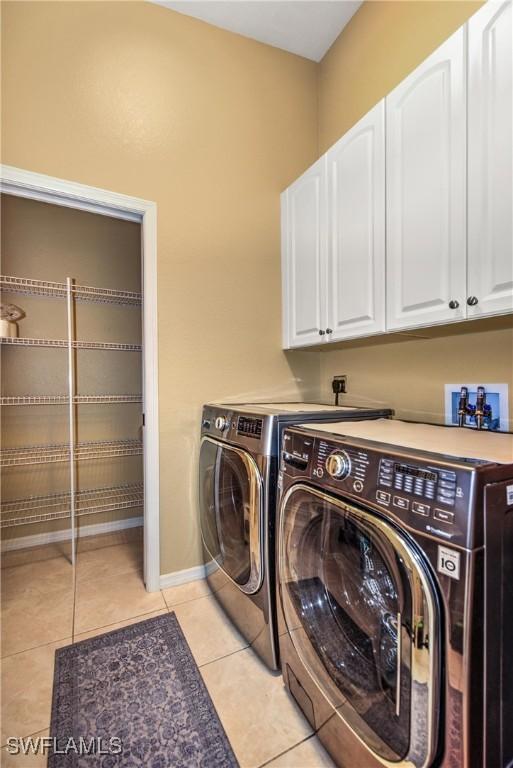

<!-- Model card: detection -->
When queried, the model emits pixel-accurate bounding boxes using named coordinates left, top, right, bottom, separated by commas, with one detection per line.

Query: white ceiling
left=152, top=1, right=363, bottom=62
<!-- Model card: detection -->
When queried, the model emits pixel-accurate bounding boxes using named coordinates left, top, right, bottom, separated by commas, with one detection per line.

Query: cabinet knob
left=448, top=300, right=460, bottom=310
left=318, top=329, right=326, bottom=336
left=467, top=296, right=479, bottom=306
left=326, top=328, right=333, bottom=334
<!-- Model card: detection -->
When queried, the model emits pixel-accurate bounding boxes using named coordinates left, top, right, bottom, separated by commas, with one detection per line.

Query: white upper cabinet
left=386, top=29, right=467, bottom=331
left=467, top=1, right=513, bottom=318
left=281, top=11, right=513, bottom=350
left=281, top=157, right=327, bottom=348
left=326, top=101, right=386, bottom=341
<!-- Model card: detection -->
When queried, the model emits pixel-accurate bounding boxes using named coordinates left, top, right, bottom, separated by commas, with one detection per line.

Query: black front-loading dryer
left=198, top=402, right=392, bottom=671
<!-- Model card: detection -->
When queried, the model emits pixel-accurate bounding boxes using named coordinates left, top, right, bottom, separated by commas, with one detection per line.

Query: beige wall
left=318, top=0, right=483, bottom=152
left=1, top=2, right=320, bottom=573
left=319, top=317, right=513, bottom=430
left=1, top=195, right=143, bottom=545
left=316, top=0, right=513, bottom=431
left=3, top=1, right=511, bottom=574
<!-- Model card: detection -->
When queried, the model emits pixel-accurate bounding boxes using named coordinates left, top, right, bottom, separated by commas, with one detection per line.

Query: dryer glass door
left=279, top=484, right=439, bottom=768
left=199, top=437, right=263, bottom=594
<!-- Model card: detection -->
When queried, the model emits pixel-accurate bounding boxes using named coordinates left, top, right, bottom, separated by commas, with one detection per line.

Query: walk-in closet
left=1, top=194, right=144, bottom=653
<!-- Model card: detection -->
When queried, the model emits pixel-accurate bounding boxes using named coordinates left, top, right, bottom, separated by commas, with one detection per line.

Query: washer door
left=199, top=437, right=263, bottom=594
left=279, top=484, right=440, bottom=768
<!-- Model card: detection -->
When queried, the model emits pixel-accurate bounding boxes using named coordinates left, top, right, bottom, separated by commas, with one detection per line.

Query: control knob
left=215, top=416, right=228, bottom=431
left=325, top=450, right=351, bottom=479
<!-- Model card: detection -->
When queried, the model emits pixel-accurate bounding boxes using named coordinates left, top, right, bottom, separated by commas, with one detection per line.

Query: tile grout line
left=162, top=590, right=213, bottom=611
left=71, top=557, right=153, bottom=640
left=74, top=565, right=144, bottom=588
left=197, top=642, right=251, bottom=670
left=73, top=605, right=169, bottom=640
left=1, top=635, right=72, bottom=661
left=1, top=726, right=51, bottom=751
left=255, top=733, right=318, bottom=768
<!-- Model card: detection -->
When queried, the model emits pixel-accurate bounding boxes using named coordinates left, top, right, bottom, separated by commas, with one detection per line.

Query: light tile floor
left=1, top=532, right=335, bottom=767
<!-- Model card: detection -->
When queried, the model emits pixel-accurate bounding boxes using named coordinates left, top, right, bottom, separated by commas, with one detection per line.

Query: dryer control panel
left=280, top=427, right=483, bottom=549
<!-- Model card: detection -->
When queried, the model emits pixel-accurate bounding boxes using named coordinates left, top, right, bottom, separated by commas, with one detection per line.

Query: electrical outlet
left=332, top=375, right=347, bottom=395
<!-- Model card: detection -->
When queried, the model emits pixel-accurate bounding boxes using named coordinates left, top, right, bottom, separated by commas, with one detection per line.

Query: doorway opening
left=0, top=167, right=160, bottom=613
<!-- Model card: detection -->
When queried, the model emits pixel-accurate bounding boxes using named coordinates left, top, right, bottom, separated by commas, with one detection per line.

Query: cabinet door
left=281, top=157, right=328, bottom=349
left=326, top=101, right=385, bottom=341
left=467, top=1, right=513, bottom=318
left=386, top=29, right=467, bottom=331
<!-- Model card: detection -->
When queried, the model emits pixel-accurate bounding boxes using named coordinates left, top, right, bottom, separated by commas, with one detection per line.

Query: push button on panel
left=434, top=508, right=455, bottom=524
left=376, top=490, right=391, bottom=505
left=379, top=459, right=394, bottom=487
left=437, top=488, right=456, bottom=506
left=412, top=501, right=430, bottom=517
left=439, top=479, right=456, bottom=490
left=414, top=480, right=424, bottom=496
left=393, top=496, right=409, bottom=510
left=436, top=470, right=457, bottom=505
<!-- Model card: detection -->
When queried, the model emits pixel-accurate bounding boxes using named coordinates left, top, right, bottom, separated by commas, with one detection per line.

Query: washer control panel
left=379, top=460, right=457, bottom=507
left=282, top=434, right=370, bottom=493
left=372, top=454, right=469, bottom=543
left=280, top=426, right=480, bottom=549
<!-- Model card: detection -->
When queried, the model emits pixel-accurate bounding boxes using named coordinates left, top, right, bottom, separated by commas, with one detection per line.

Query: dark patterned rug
left=49, top=613, right=238, bottom=767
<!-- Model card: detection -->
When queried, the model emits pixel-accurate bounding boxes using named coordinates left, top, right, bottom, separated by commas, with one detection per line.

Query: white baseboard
left=159, top=559, right=217, bottom=590
left=1, top=516, right=143, bottom=553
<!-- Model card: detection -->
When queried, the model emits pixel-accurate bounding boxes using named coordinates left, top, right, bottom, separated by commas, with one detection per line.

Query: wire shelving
left=1, top=439, right=143, bottom=467
left=0, top=275, right=142, bottom=306
left=1, top=483, right=144, bottom=528
left=0, top=394, right=142, bottom=406
left=1, top=337, right=142, bottom=351
left=0, top=275, right=144, bottom=562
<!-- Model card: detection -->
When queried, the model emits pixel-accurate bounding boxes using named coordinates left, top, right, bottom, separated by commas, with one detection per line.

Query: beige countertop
left=257, top=403, right=378, bottom=413
left=217, top=402, right=388, bottom=414
left=302, top=418, right=513, bottom=465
